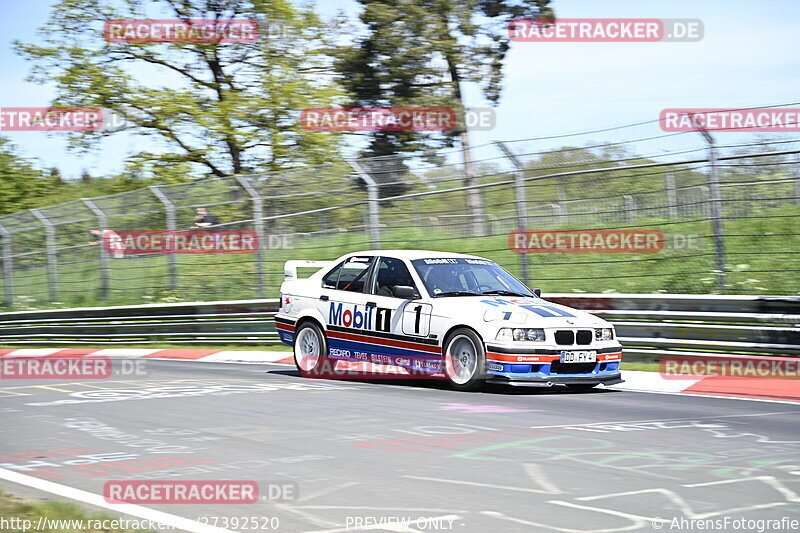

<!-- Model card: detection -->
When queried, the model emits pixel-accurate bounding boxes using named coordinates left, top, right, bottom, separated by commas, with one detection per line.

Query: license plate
left=560, top=350, right=597, bottom=363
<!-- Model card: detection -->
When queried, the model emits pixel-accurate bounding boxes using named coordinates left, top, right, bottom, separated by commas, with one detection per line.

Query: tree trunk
left=447, top=57, right=487, bottom=237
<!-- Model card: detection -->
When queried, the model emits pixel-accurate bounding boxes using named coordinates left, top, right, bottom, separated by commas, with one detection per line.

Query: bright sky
left=0, top=0, right=798, bottom=180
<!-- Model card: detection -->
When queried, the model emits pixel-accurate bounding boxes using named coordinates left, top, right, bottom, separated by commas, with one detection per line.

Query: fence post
left=688, top=115, right=726, bottom=293
left=494, top=141, right=529, bottom=284
left=707, top=143, right=727, bottom=293
left=30, top=209, right=58, bottom=302
left=82, top=198, right=110, bottom=299
left=795, top=176, right=800, bottom=206
left=624, top=195, right=636, bottom=222
left=665, top=170, right=678, bottom=219
left=149, top=185, right=177, bottom=291
left=0, top=223, right=12, bottom=307
left=348, top=160, right=381, bottom=250
left=234, top=175, right=266, bottom=299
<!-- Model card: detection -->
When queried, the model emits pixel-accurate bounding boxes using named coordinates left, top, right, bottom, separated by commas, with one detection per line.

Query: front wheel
left=293, top=321, right=329, bottom=377
left=443, top=328, right=486, bottom=391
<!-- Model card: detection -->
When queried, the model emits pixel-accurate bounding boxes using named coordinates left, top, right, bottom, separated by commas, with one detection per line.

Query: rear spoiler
left=284, top=260, right=331, bottom=280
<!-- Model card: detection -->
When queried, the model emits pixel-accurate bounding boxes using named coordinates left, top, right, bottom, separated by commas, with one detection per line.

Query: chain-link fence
left=2, top=119, right=799, bottom=309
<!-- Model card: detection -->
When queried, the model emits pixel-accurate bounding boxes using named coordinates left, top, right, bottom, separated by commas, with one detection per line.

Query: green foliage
left=335, top=0, right=553, bottom=157
left=14, top=0, right=347, bottom=178
left=0, top=137, right=46, bottom=216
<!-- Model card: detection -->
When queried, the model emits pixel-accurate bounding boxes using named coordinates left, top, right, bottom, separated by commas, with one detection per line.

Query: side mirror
left=533, top=288, right=542, bottom=298
left=392, top=285, right=420, bottom=299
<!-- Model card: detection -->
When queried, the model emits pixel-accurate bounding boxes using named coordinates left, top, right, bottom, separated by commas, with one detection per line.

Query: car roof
left=342, top=250, right=488, bottom=261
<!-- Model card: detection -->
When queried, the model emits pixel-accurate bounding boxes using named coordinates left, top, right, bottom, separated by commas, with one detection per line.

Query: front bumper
left=484, top=343, right=623, bottom=386
left=486, top=372, right=623, bottom=387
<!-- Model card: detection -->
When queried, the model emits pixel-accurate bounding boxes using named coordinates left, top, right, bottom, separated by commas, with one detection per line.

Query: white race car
left=276, top=250, right=623, bottom=391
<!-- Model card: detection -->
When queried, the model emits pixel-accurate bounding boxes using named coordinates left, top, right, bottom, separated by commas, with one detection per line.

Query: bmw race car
left=275, top=251, right=623, bottom=391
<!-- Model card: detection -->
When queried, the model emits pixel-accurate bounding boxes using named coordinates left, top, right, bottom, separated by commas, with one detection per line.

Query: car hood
left=432, top=295, right=610, bottom=328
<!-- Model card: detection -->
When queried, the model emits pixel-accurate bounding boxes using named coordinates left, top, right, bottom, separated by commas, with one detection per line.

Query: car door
left=317, top=255, right=375, bottom=362
left=366, top=256, right=438, bottom=372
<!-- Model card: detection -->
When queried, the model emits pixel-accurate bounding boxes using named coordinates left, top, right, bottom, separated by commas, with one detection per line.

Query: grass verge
left=0, top=491, right=154, bottom=532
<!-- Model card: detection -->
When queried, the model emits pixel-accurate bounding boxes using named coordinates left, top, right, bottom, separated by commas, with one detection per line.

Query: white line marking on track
left=528, top=410, right=800, bottom=429
left=573, top=483, right=792, bottom=518
left=481, top=509, right=643, bottom=533
left=608, top=387, right=800, bottom=405
left=0, top=467, right=235, bottom=533
left=683, top=476, right=800, bottom=502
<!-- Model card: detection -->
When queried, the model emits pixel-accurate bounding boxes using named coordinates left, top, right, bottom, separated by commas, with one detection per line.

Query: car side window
left=322, top=257, right=374, bottom=292
left=373, top=257, right=417, bottom=297
left=322, top=262, right=344, bottom=289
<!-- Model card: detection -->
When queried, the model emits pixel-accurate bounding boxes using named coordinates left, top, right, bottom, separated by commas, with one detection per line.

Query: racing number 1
left=402, top=303, right=431, bottom=337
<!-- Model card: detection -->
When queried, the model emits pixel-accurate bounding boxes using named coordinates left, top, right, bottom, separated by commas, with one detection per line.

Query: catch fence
left=1, top=117, right=799, bottom=308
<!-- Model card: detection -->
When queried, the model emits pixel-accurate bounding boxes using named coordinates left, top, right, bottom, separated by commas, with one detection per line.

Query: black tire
left=293, top=321, right=330, bottom=378
left=443, top=328, right=486, bottom=391
left=566, top=383, right=599, bottom=391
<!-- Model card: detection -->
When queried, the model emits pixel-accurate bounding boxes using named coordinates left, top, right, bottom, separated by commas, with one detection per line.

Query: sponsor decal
left=509, top=229, right=664, bottom=253
left=329, top=302, right=375, bottom=330
left=481, top=298, right=576, bottom=318
left=328, top=302, right=394, bottom=333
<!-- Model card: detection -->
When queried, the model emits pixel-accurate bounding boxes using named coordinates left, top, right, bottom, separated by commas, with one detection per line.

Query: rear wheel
left=443, top=328, right=486, bottom=391
left=293, top=321, right=329, bottom=377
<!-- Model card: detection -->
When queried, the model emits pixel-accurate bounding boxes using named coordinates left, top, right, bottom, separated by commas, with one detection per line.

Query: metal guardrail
left=0, top=300, right=281, bottom=345
left=0, top=294, right=798, bottom=359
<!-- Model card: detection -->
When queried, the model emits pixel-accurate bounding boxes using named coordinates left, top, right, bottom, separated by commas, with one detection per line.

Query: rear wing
left=284, top=260, right=331, bottom=280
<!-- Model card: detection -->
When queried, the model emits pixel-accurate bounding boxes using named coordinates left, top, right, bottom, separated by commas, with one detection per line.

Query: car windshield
left=411, top=258, right=534, bottom=297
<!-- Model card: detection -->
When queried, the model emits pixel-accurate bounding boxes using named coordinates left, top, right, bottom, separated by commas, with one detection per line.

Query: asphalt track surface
left=1, top=359, right=799, bottom=533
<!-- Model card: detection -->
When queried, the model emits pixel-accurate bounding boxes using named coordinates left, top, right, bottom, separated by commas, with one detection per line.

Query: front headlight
left=496, top=328, right=545, bottom=342
left=595, top=328, right=614, bottom=341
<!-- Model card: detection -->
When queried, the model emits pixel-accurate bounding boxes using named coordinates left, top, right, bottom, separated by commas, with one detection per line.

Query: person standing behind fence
left=193, top=207, right=220, bottom=228
left=89, top=228, right=124, bottom=258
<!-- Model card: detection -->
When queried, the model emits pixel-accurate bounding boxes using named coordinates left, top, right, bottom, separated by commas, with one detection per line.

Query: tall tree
left=15, top=0, right=346, bottom=179
left=336, top=0, right=554, bottom=234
